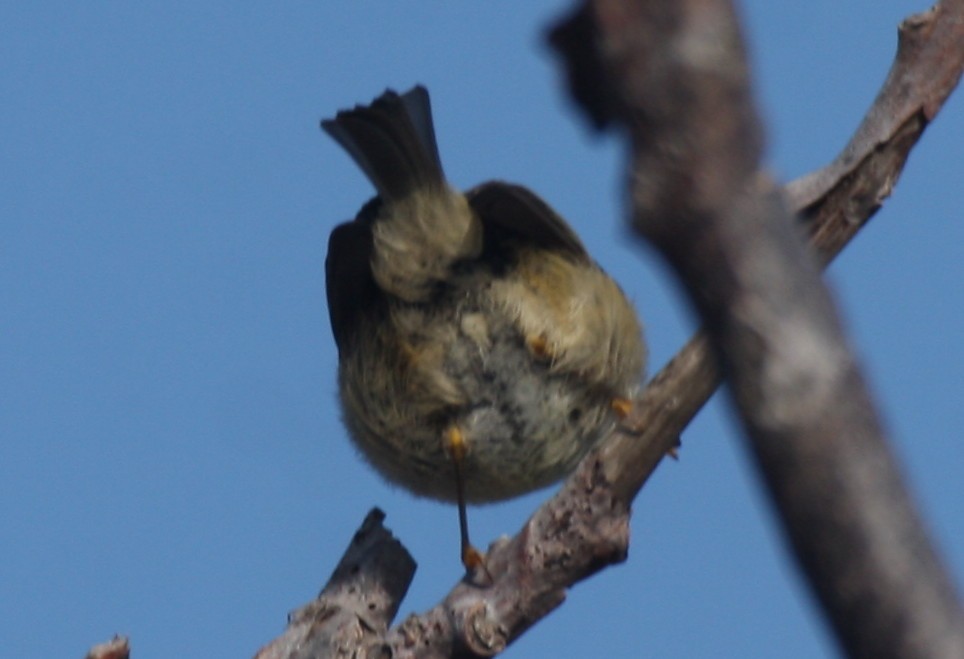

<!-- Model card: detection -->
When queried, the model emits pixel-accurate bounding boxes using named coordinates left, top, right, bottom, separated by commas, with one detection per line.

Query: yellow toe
left=526, top=334, right=551, bottom=360
left=611, top=397, right=633, bottom=418
left=444, top=425, right=466, bottom=461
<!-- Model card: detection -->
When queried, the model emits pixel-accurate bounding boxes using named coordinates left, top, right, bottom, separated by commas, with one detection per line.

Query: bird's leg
left=443, top=425, right=489, bottom=575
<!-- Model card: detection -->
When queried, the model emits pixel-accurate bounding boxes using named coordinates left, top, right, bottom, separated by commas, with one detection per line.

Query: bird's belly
left=339, top=297, right=619, bottom=504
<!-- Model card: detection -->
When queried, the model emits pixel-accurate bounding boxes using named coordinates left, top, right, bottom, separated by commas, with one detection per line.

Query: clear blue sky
left=2, top=2, right=961, bottom=657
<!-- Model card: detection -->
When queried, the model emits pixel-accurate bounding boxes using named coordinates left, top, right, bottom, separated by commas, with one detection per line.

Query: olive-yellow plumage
left=323, top=86, right=645, bottom=562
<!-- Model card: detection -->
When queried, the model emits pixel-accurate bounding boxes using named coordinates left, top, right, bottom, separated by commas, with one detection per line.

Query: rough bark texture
left=254, top=509, right=416, bottom=659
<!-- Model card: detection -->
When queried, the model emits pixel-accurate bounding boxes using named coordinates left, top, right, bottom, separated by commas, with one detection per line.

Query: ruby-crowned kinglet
left=322, top=86, right=645, bottom=569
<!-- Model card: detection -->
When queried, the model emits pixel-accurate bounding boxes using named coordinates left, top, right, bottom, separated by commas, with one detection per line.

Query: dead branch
left=575, top=1, right=964, bottom=658
left=254, top=509, right=416, bottom=659
left=85, top=636, right=130, bottom=659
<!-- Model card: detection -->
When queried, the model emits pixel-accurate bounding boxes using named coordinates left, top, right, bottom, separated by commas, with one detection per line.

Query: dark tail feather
left=322, top=86, right=445, bottom=200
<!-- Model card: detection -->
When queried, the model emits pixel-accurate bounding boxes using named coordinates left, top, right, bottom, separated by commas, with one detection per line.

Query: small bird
left=322, top=86, right=645, bottom=571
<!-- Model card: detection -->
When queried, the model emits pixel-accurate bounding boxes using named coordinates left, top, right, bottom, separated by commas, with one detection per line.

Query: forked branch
left=250, top=2, right=964, bottom=657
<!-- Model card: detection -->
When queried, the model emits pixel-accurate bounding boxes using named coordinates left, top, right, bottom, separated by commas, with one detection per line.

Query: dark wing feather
left=466, top=181, right=589, bottom=260
left=325, top=208, right=380, bottom=355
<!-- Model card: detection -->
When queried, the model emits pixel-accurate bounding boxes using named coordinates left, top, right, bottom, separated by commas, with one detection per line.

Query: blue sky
left=2, top=2, right=961, bottom=657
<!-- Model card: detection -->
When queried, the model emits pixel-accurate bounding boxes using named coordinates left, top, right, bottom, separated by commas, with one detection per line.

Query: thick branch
left=581, top=1, right=964, bottom=658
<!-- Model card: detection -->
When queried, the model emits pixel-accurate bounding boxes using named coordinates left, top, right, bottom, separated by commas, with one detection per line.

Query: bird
left=322, top=86, right=646, bottom=572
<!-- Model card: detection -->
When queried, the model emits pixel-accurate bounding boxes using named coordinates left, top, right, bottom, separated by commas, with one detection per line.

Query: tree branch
left=252, top=2, right=964, bottom=657
left=573, top=1, right=964, bottom=658
left=254, top=509, right=416, bottom=659
left=85, top=636, right=130, bottom=659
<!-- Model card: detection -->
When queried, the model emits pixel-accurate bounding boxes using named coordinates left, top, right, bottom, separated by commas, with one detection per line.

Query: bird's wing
left=466, top=181, right=589, bottom=261
left=325, top=205, right=381, bottom=354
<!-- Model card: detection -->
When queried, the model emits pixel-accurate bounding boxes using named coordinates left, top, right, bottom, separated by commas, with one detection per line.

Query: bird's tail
left=322, top=86, right=445, bottom=200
